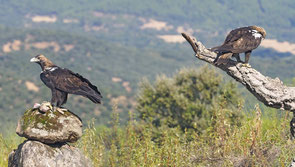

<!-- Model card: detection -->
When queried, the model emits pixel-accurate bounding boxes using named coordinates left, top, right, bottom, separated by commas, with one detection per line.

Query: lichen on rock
left=9, top=102, right=91, bottom=166
left=16, top=101, right=83, bottom=144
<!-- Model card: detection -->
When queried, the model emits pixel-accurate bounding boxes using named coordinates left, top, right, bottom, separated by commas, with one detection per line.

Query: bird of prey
left=30, top=54, right=102, bottom=108
left=211, top=25, right=266, bottom=67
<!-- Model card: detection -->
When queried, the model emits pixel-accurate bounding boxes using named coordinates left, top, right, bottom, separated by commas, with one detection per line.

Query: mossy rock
left=16, top=106, right=82, bottom=144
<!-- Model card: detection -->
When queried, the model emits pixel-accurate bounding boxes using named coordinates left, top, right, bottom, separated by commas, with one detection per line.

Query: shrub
left=136, top=66, right=244, bottom=133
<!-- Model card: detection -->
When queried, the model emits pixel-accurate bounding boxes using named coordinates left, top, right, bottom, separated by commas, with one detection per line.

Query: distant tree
left=136, top=66, right=244, bottom=133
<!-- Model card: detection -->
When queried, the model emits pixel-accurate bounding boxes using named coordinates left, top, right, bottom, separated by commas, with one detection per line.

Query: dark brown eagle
left=211, top=25, right=266, bottom=67
left=30, top=54, right=102, bottom=107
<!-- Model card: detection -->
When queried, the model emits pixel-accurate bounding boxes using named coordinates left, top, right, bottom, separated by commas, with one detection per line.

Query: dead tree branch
left=182, top=33, right=295, bottom=111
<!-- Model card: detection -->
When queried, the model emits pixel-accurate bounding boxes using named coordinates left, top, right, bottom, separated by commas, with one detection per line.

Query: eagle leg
left=55, top=91, right=68, bottom=107
left=233, top=53, right=242, bottom=62
left=244, top=51, right=252, bottom=64
left=241, top=51, right=252, bottom=68
left=50, top=89, right=58, bottom=107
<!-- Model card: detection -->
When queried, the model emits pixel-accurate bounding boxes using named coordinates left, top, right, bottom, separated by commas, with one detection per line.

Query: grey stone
left=16, top=102, right=83, bottom=144
left=9, top=140, right=92, bottom=167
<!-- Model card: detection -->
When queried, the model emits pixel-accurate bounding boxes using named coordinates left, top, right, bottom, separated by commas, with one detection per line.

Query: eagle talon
left=48, top=104, right=53, bottom=111
left=241, top=63, right=251, bottom=68
left=56, top=107, right=68, bottom=114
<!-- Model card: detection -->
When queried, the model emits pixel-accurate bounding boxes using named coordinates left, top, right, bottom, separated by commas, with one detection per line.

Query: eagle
left=30, top=54, right=102, bottom=108
left=211, top=25, right=266, bottom=67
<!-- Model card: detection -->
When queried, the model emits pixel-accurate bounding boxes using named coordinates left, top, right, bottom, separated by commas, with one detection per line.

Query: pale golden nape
left=36, top=54, right=55, bottom=69
left=251, top=26, right=266, bottom=38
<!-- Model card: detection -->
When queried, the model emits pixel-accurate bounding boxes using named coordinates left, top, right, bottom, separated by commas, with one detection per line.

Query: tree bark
left=181, top=33, right=295, bottom=111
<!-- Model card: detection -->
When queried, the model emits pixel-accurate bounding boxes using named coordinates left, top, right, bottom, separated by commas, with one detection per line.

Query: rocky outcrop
left=9, top=140, right=92, bottom=167
left=9, top=102, right=92, bottom=167
left=16, top=102, right=82, bottom=144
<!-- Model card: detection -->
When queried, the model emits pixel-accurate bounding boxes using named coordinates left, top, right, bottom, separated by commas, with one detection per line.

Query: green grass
left=1, top=106, right=295, bottom=166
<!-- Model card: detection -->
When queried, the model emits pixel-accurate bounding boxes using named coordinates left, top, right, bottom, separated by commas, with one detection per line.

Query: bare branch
left=181, top=33, right=295, bottom=111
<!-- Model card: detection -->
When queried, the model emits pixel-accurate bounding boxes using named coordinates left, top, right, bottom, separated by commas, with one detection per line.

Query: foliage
left=0, top=133, right=24, bottom=167
left=1, top=106, right=295, bottom=166
left=136, top=66, right=243, bottom=133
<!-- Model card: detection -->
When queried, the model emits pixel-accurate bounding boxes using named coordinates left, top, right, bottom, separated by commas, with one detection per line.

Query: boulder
left=16, top=102, right=83, bottom=144
left=9, top=140, right=92, bottom=167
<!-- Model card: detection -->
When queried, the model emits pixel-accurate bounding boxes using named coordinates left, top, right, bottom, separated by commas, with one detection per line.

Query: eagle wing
left=224, top=28, right=247, bottom=44
left=213, top=27, right=263, bottom=53
left=43, top=67, right=102, bottom=103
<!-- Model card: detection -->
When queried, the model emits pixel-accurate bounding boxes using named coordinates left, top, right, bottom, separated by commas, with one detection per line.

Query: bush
left=136, top=66, right=244, bottom=133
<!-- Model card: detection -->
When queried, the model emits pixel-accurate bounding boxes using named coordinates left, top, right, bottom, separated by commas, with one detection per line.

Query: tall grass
left=1, top=106, right=295, bottom=166
left=76, top=106, right=295, bottom=166
left=0, top=133, right=24, bottom=166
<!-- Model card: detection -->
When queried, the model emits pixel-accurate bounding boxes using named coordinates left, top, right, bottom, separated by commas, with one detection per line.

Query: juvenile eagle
left=211, top=26, right=266, bottom=67
left=30, top=54, right=102, bottom=107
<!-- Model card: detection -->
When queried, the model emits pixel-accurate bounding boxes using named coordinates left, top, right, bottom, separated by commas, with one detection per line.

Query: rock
left=9, top=140, right=92, bottom=167
left=9, top=102, right=92, bottom=166
left=16, top=102, right=83, bottom=144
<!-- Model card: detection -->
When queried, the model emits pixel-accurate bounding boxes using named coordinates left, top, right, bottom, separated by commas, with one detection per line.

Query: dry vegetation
left=64, top=108, right=295, bottom=166
left=1, top=106, right=295, bottom=166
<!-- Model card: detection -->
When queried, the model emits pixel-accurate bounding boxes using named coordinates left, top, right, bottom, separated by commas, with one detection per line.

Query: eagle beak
left=30, top=57, right=39, bottom=63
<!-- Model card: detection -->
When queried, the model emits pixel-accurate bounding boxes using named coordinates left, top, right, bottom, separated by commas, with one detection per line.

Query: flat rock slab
left=16, top=106, right=82, bottom=144
left=9, top=140, right=92, bottom=167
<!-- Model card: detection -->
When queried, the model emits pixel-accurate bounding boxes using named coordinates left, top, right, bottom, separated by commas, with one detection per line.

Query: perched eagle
left=30, top=54, right=102, bottom=107
left=211, top=26, right=266, bottom=67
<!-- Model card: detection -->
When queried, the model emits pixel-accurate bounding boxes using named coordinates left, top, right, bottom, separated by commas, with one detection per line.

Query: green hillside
left=0, top=0, right=295, bottom=45
left=0, top=0, right=295, bottom=131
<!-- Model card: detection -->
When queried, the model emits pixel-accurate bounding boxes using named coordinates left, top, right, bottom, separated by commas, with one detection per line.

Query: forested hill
left=0, top=0, right=295, bottom=130
left=1, top=0, right=295, bottom=44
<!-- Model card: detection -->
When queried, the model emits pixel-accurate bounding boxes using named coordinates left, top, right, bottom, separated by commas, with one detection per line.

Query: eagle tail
left=87, top=94, right=102, bottom=104
left=214, top=53, right=233, bottom=65
left=210, top=45, right=232, bottom=53
left=210, top=46, right=222, bottom=52
left=79, top=85, right=102, bottom=104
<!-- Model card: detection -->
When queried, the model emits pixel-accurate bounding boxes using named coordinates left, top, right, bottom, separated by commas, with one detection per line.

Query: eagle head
left=30, top=54, right=54, bottom=70
left=251, top=25, right=266, bottom=39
